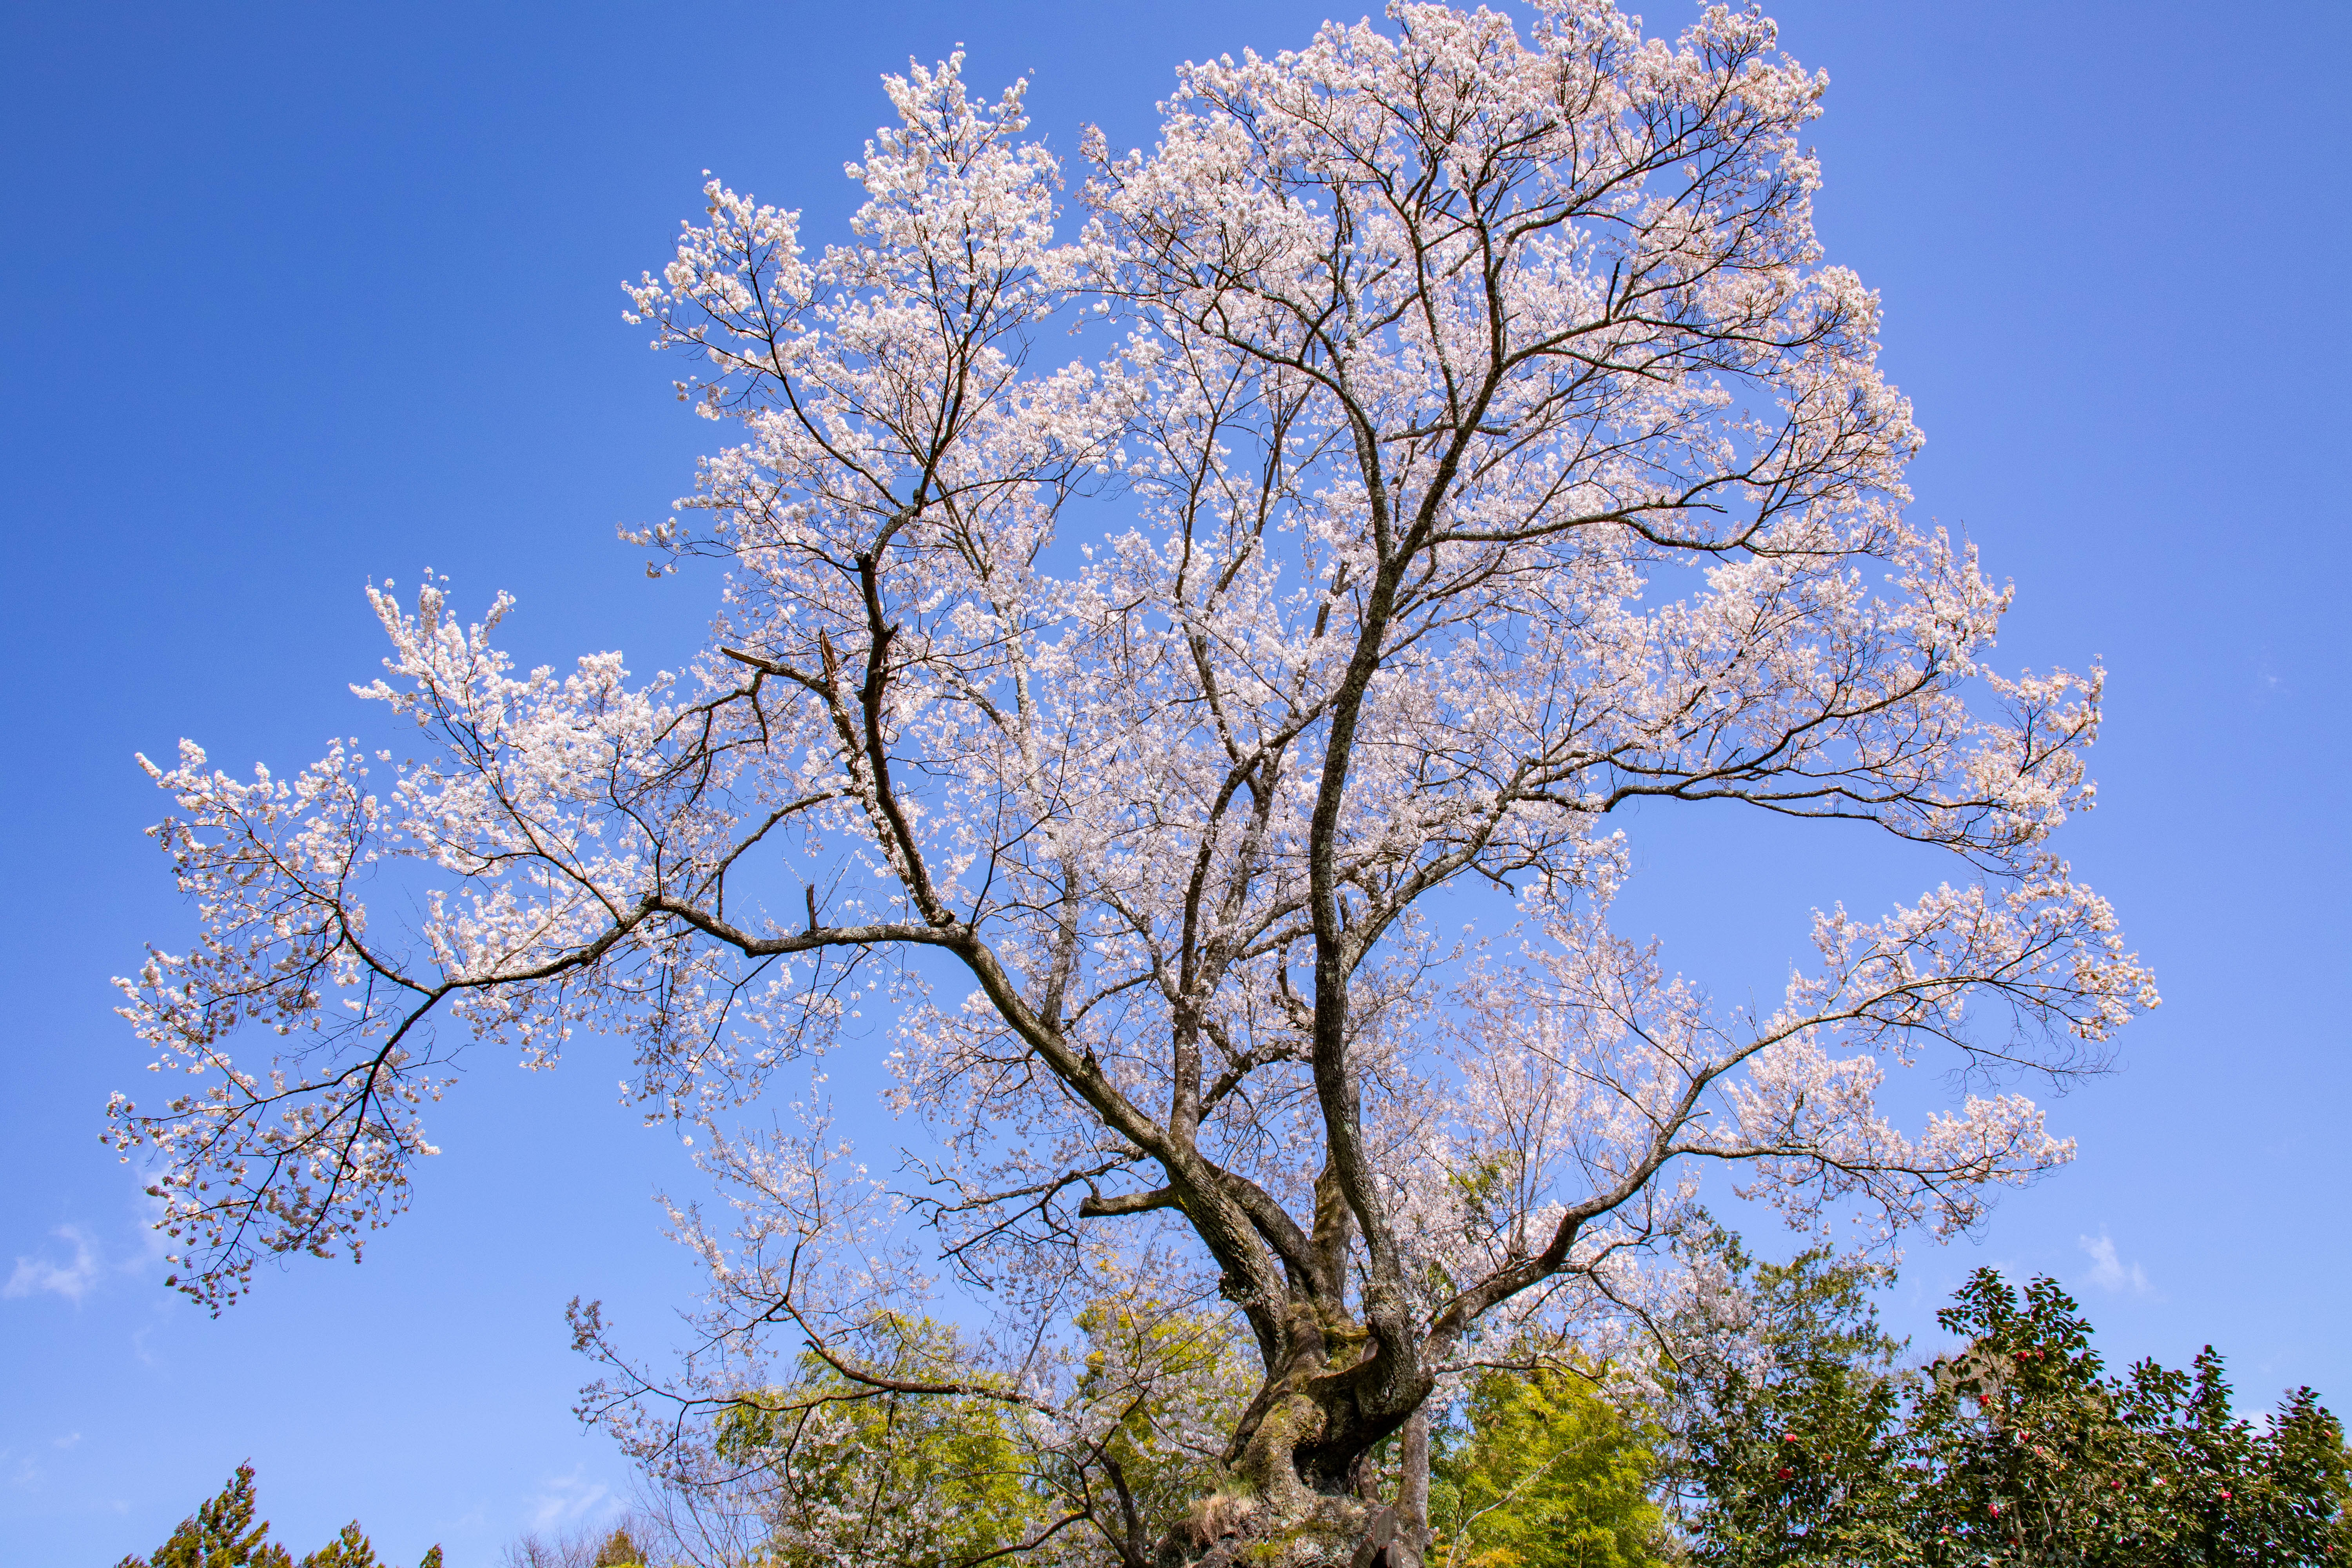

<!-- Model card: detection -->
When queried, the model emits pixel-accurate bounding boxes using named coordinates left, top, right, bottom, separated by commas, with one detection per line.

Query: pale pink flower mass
left=110, top=0, right=2154, bottom=1527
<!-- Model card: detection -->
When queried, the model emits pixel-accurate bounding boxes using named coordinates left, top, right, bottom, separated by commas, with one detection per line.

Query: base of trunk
left=1159, top=1497, right=1423, bottom=1568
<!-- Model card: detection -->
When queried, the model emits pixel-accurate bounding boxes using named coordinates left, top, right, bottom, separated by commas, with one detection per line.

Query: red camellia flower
left=1776, top=1468, right=1793, bottom=1481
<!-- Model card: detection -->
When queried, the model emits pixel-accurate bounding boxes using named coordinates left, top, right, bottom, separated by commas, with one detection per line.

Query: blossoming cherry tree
left=116, top=4, right=2153, bottom=1561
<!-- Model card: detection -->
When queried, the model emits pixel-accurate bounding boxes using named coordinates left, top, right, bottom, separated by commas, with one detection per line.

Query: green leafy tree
left=1661, top=1231, right=1918, bottom=1567
left=1911, top=1272, right=2352, bottom=1567
left=116, top=1465, right=290, bottom=1568
left=1429, top=1364, right=1664, bottom=1568
left=1908, top=1272, right=2156, bottom=1565
left=116, top=1465, right=442, bottom=1568
left=590, top=1526, right=646, bottom=1567
left=2083, top=1343, right=2348, bottom=1567
left=717, top=1316, right=1049, bottom=1568
left=628, top=1295, right=1254, bottom=1568
left=1069, top=1295, right=1253, bottom=1565
left=1666, top=1250, right=2352, bottom=1568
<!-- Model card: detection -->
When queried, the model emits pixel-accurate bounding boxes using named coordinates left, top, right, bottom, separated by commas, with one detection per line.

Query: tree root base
left=1160, top=1497, right=1421, bottom=1568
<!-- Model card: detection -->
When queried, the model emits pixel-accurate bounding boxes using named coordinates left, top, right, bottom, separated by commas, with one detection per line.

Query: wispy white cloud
left=4, top=1227, right=102, bottom=1303
left=528, top=1470, right=616, bottom=1531
left=2080, top=1230, right=2151, bottom=1295
left=5, top=1196, right=178, bottom=1308
left=127, top=1193, right=173, bottom=1267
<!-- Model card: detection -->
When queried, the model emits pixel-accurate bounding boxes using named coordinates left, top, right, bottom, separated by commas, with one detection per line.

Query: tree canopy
left=115, top=2, right=2155, bottom=1560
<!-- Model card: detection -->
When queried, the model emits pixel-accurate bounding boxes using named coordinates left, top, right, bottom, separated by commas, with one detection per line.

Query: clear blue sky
left=3, top=3, right=2345, bottom=1563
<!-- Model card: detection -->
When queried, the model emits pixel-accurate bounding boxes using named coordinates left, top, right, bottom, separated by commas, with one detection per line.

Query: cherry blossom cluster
left=116, top=0, right=2152, bottom=1535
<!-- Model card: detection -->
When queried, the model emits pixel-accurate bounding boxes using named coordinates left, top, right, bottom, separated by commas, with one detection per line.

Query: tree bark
left=1399, top=1406, right=1431, bottom=1552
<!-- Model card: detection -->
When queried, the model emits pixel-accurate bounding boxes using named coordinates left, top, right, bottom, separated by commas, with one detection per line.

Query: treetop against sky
left=0, top=2, right=2343, bottom=1564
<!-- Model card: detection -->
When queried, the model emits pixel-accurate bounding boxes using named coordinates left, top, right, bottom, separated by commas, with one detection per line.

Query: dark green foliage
left=293, top=1522, right=382, bottom=1568
left=2092, top=1346, right=2348, bottom=1566
left=114, top=1464, right=291, bottom=1568
left=1662, top=1240, right=2352, bottom=1567
left=1661, top=1230, right=1916, bottom=1566
left=115, top=1465, right=442, bottom=1568
left=1900, top=1270, right=2351, bottom=1566
left=1910, top=1270, right=2160, bottom=1564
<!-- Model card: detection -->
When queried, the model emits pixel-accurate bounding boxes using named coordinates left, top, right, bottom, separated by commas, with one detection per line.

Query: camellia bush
left=115, top=2, right=2157, bottom=1562
left=1662, top=1240, right=2352, bottom=1566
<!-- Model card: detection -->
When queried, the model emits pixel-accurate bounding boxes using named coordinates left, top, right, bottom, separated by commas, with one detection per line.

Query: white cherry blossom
left=114, top=5, right=2153, bottom=1555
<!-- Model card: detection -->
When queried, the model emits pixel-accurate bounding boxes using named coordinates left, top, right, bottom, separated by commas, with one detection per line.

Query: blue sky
left=3, top=2, right=2346, bottom=1563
